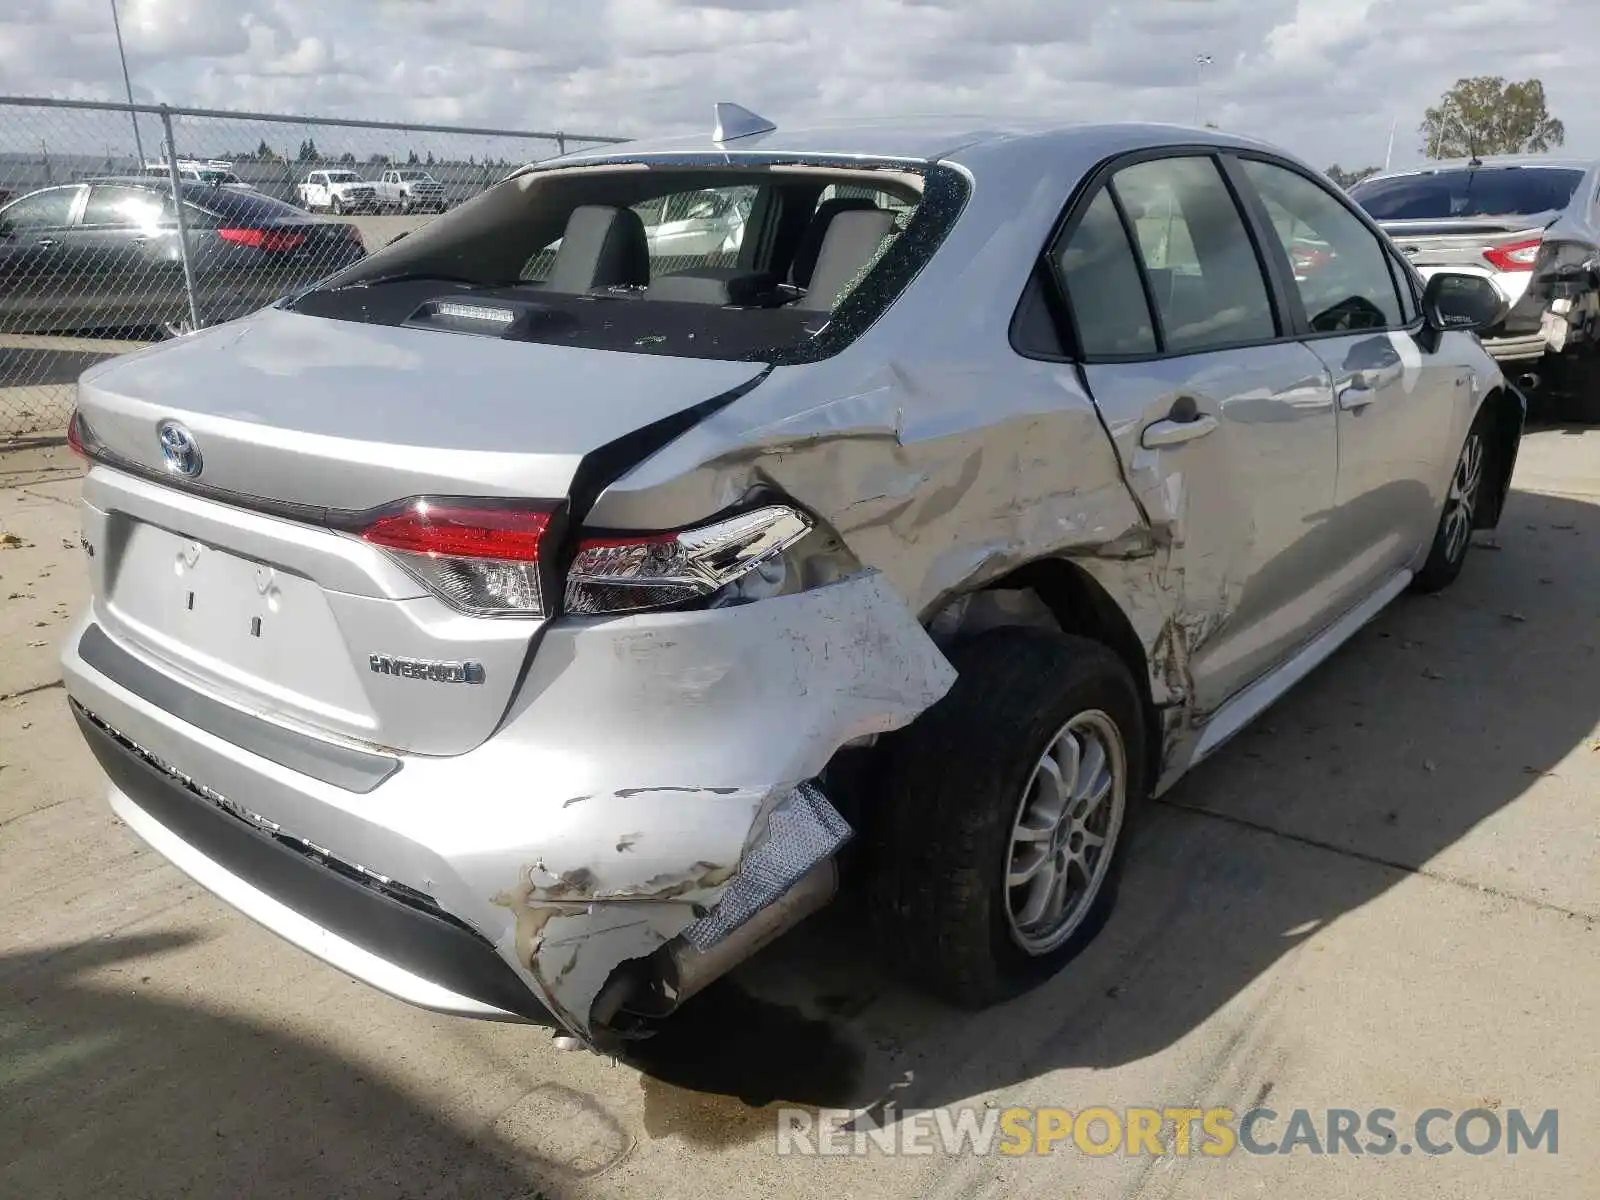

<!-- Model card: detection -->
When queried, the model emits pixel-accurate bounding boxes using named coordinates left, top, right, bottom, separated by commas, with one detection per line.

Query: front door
left=1236, top=158, right=1467, bottom=605
left=0, top=185, right=84, bottom=332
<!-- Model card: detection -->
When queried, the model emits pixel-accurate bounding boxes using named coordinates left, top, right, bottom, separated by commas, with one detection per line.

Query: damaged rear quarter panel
left=439, top=570, right=956, bottom=1039
left=583, top=139, right=1174, bottom=677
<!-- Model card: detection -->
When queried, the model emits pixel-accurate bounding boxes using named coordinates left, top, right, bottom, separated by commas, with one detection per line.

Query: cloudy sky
left=1, top=0, right=1594, bottom=169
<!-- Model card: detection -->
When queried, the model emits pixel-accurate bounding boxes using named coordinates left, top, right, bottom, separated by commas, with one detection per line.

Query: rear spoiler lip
left=1375, top=212, right=1561, bottom=237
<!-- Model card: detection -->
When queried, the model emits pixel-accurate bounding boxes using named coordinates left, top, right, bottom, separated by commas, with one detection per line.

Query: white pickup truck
left=370, top=169, right=449, bottom=214
left=296, top=170, right=380, bottom=214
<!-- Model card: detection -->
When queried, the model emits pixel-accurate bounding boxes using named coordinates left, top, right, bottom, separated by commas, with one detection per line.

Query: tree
left=297, top=137, right=319, bottom=162
left=406, top=149, right=420, bottom=164
left=1420, top=76, right=1565, bottom=159
left=425, top=150, right=435, bottom=166
left=1325, top=164, right=1381, bottom=189
left=256, top=138, right=275, bottom=161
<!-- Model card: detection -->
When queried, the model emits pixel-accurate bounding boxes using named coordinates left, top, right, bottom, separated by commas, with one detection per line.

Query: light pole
left=109, top=0, right=146, bottom=166
left=1194, top=53, right=1213, bottom=125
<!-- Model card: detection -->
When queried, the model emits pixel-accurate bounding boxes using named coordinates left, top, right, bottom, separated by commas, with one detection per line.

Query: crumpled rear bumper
left=61, top=570, right=955, bottom=1045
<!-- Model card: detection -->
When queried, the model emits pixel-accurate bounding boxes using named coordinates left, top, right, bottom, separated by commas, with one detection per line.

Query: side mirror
left=1422, top=271, right=1507, bottom=334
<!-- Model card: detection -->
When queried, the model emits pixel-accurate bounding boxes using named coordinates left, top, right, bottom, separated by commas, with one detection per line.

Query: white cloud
left=0, top=0, right=1593, bottom=170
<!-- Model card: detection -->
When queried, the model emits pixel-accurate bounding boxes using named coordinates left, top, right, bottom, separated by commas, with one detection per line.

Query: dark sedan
left=0, top=179, right=366, bottom=337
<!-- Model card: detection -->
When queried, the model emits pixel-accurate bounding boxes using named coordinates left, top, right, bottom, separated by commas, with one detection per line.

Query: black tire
left=865, top=626, right=1147, bottom=1008
left=331, top=196, right=344, bottom=215
left=1412, top=408, right=1493, bottom=594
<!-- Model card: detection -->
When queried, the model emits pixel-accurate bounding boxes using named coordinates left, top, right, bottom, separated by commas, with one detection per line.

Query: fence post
left=159, top=105, right=204, bottom=333
left=557, top=132, right=566, bottom=157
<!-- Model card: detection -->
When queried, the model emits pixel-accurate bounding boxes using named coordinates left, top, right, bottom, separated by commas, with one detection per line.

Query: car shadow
left=0, top=934, right=570, bottom=1199
left=622, top=484, right=1600, bottom=1143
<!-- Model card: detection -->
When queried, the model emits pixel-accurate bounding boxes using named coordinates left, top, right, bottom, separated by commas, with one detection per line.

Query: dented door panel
left=1082, top=343, right=1339, bottom=714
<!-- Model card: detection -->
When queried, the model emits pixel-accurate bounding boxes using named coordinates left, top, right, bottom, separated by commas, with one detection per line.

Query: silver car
left=1349, top=156, right=1600, bottom=420
left=61, top=107, right=1522, bottom=1053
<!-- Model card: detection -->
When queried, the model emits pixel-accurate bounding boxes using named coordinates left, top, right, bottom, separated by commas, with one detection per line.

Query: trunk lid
left=76, top=306, right=763, bottom=510
left=74, top=306, right=765, bottom=758
left=1379, top=216, right=1553, bottom=271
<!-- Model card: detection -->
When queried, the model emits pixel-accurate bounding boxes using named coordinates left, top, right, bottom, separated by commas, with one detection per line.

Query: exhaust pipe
left=668, top=858, right=838, bottom=1007
left=590, top=858, right=839, bottom=1029
left=1517, top=372, right=1541, bottom=393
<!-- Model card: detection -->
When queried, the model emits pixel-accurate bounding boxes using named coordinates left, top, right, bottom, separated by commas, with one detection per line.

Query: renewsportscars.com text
left=775, top=1105, right=1560, bottom=1158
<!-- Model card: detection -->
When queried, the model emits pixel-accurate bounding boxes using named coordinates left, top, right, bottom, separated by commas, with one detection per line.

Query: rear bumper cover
left=74, top=702, right=548, bottom=1022
left=61, top=570, right=955, bottom=1044
left=1481, top=331, right=1551, bottom=364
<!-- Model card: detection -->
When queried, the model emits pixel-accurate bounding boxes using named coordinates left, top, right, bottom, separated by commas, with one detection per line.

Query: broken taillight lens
left=565, top=505, right=814, bottom=615
left=360, top=500, right=552, bottom=617
left=66, top=408, right=89, bottom=459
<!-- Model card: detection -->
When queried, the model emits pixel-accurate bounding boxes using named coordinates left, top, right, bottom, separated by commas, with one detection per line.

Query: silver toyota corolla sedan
left=60, top=106, right=1523, bottom=1052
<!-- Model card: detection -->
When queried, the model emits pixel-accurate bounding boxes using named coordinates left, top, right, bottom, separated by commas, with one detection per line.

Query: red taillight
left=66, top=409, right=88, bottom=459
left=361, top=502, right=550, bottom=561
left=1483, top=238, right=1541, bottom=272
left=360, top=501, right=553, bottom=618
left=218, top=227, right=308, bottom=252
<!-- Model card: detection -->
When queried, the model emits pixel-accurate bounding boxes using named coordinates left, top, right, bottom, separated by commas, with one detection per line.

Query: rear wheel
left=866, top=627, right=1146, bottom=1007
left=1412, top=411, right=1490, bottom=593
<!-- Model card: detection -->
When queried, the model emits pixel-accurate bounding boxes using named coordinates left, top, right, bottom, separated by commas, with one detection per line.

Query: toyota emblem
left=157, top=420, right=203, bottom=478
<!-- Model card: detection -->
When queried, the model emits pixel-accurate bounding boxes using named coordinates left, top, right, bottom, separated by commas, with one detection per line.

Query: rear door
left=1056, top=151, right=1341, bottom=713
left=1235, top=156, right=1466, bottom=601
left=74, top=184, right=188, bottom=327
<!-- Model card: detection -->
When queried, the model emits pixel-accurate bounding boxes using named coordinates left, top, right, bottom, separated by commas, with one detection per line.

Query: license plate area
left=104, top=518, right=373, bottom=728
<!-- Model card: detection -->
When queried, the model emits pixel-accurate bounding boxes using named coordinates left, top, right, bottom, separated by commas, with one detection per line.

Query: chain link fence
left=0, top=97, right=625, bottom=440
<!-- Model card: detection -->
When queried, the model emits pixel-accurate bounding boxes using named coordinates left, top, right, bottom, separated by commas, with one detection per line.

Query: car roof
left=543, top=116, right=1295, bottom=176
left=1362, top=154, right=1598, bottom=182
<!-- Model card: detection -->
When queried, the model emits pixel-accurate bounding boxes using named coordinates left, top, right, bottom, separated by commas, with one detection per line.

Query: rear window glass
left=182, top=187, right=310, bottom=223
left=521, top=185, right=760, bottom=282
left=1350, top=167, right=1584, bottom=220
left=287, top=159, right=968, bottom=365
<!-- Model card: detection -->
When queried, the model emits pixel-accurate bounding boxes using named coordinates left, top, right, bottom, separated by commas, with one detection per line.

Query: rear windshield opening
left=286, top=159, right=967, bottom=362
left=1349, top=166, right=1585, bottom=221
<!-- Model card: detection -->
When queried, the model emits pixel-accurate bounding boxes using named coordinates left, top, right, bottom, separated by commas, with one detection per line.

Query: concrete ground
left=1, top=427, right=1596, bottom=1199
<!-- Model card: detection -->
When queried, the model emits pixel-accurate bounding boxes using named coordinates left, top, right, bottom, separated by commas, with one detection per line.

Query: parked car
left=142, top=159, right=253, bottom=189
left=61, top=108, right=1522, bottom=1054
left=1349, top=157, right=1600, bottom=417
left=0, top=179, right=366, bottom=337
left=371, top=169, right=449, bottom=214
left=297, top=170, right=380, bottom=214
left=634, top=186, right=752, bottom=260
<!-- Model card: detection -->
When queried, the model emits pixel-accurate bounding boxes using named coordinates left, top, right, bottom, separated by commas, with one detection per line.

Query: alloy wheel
left=1004, top=709, right=1128, bottom=955
left=1442, top=432, right=1484, bottom=564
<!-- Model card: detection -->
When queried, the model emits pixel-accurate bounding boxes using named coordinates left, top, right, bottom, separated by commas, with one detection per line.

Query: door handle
left=34, top=237, right=57, bottom=249
left=1337, top=373, right=1376, bottom=410
left=1141, top=414, right=1218, bottom=449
